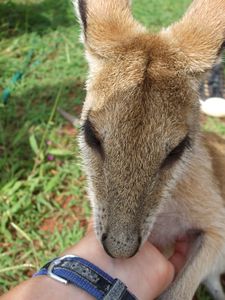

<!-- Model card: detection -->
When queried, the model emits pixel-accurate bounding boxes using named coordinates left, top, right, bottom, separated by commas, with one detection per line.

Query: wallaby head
left=75, top=0, right=225, bottom=258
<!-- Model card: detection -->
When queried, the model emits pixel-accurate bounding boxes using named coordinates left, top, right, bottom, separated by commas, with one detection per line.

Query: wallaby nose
left=101, top=232, right=141, bottom=258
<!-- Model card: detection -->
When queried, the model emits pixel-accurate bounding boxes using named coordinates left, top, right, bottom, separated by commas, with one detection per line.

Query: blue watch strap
left=33, top=255, right=137, bottom=300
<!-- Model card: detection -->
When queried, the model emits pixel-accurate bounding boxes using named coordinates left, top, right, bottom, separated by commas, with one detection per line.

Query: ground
left=0, top=0, right=225, bottom=298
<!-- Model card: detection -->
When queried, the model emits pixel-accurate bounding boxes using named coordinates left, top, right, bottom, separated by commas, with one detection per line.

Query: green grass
left=203, top=117, right=225, bottom=136
left=0, top=0, right=224, bottom=298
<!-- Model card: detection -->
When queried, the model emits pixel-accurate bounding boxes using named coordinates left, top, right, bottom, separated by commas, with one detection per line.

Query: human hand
left=0, top=226, right=189, bottom=300
left=63, top=229, right=175, bottom=300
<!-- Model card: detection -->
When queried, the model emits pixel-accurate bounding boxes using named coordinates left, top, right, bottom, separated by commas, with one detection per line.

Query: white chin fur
left=200, top=97, right=225, bottom=117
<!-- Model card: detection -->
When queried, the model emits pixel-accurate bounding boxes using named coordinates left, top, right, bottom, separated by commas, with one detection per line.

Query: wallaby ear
left=74, top=0, right=145, bottom=58
left=162, top=0, right=225, bottom=74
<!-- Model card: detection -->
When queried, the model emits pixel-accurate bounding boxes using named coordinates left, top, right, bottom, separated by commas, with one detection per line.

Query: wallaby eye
left=82, top=119, right=103, bottom=156
left=161, top=135, right=191, bottom=169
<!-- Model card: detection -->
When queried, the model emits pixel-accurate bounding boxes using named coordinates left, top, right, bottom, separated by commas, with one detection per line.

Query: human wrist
left=32, top=275, right=95, bottom=300
left=62, top=231, right=174, bottom=299
left=0, top=275, right=94, bottom=300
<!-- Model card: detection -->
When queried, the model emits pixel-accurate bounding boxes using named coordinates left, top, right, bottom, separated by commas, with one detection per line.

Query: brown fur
left=74, top=0, right=225, bottom=299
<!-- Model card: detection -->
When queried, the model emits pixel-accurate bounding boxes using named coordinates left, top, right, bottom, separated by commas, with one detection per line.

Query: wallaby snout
left=101, top=231, right=141, bottom=258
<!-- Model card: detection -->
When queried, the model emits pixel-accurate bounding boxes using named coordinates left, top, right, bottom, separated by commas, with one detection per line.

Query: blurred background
left=0, top=0, right=224, bottom=298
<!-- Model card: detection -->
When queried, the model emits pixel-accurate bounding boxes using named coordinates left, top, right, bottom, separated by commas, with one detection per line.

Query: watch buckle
left=47, top=255, right=77, bottom=284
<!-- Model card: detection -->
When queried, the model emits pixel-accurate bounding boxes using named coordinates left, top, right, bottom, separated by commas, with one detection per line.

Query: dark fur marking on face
left=83, top=118, right=104, bottom=157
left=161, top=135, right=192, bottom=169
left=78, top=0, right=87, bottom=33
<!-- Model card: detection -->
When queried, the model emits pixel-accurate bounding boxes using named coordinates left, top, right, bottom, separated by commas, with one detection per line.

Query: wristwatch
left=34, top=255, right=138, bottom=300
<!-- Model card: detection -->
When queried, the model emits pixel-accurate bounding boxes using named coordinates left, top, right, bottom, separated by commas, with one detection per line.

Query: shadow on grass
left=0, top=0, right=76, bottom=39
left=0, top=79, right=85, bottom=187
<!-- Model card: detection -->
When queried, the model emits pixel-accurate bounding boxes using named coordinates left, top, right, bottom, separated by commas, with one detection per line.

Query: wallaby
left=74, top=0, right=225, bottom=299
